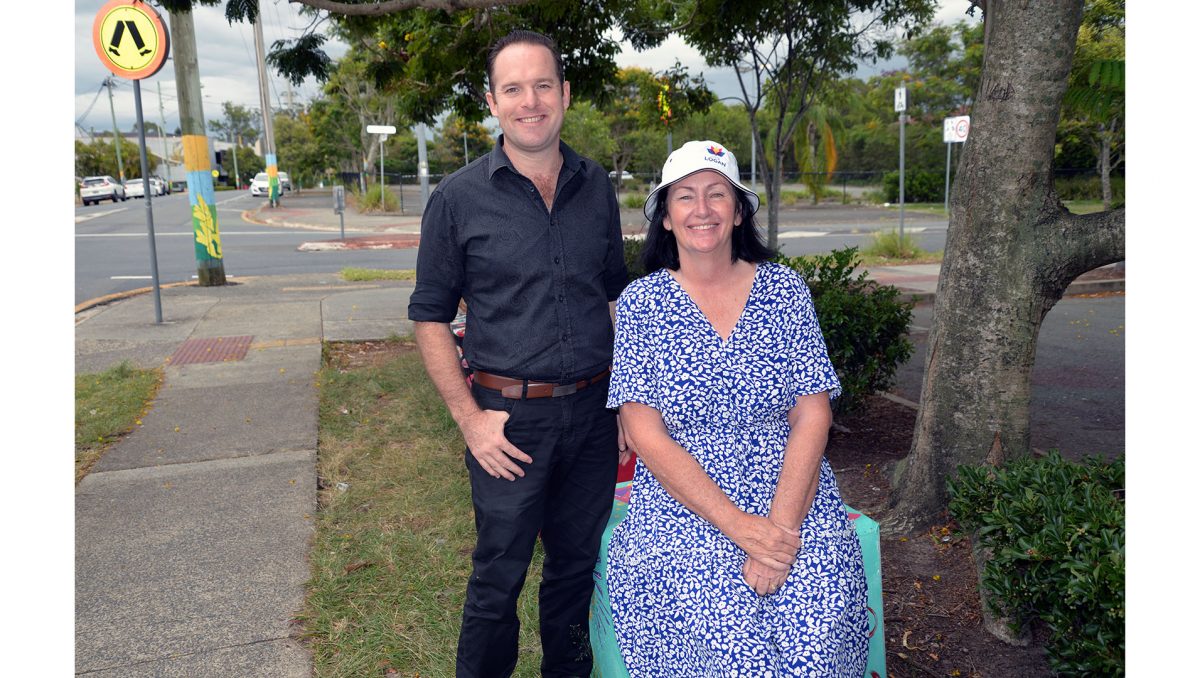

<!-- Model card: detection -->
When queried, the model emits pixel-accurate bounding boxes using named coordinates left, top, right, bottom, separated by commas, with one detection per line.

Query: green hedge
left=882, top=169, right=945, bottom=203
left=622, top=240, right=913, bottom=414
left=948, top=452, right=1125, bottom=676
left=1055, top=175, right=1125, bottom=204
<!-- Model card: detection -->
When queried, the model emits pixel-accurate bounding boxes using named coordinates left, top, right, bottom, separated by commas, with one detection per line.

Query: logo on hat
left=707, top=144, right=725, bottom=157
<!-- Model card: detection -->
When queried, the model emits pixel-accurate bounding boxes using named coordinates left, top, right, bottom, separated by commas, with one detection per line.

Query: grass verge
left=302, top=340, right=545, bottom=676
left=341, top=267, right=416, bottom=282
left=75, top=362, right=162, bottom=482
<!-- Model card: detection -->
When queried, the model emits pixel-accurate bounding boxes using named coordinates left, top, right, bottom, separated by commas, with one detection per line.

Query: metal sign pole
left=945, top=141, right=952, bottom=216
left=133, top=79, right=163, bottom=324
left=895, top=84, right=906, bottom=240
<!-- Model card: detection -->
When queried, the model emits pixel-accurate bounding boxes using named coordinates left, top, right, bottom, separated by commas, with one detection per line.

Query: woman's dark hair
left=641, top=188, right=773, bottom=272
left=487, top=30, right=565, bottom=93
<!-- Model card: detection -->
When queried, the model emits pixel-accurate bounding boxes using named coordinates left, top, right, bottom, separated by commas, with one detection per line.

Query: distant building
left=74, top=130, right=255, bottom=182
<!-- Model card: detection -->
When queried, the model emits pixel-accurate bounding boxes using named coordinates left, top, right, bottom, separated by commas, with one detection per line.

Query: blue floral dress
left=605, top=262, right=869, bottom=676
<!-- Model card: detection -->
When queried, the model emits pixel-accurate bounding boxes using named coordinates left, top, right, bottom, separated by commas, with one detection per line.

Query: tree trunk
left=885, top=0, right=1124, bottom=533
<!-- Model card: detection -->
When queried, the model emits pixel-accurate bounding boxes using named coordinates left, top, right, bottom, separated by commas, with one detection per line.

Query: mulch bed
left=827, top=396, right=1052, bottom=677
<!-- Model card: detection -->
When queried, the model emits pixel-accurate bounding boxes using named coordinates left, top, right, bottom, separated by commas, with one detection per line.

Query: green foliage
left=863, top=229, right=929, bottom=260
left=341, top=268, right=416, bottom=282
left=948, top=452, right=1125, bottom=676
left=621, top=193, right=647, bottom=210
left=1055, top=175, right=1124, bottom=203
left=771, top=247, right=914, bottom=414
left=207, top=101, right=261, bottom=146
left=75, top=361, right=162, bottom=481
left=357, top=184, right=400, bottom=213
left=75, top=137, right=148, bottom=181
left=882, top=169, right=944, bottom=203
left=622, top=237, right=647, bottom=282
left=219, top=144, right=265, bottom=187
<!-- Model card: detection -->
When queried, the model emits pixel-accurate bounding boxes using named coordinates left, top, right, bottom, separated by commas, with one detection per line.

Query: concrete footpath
left=75, top=196, right=1123, bottom=675
left=75, top=274, right=416, bottom=676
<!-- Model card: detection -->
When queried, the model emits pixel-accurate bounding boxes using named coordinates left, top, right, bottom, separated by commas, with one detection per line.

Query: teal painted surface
left=589, top=485, right=886, bottom=678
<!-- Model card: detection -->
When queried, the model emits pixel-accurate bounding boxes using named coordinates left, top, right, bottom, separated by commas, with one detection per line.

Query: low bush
left=863, top=229, right=928, bottom=260
left=948, top=452, right=1125, bottom=676
left=882, top=170, right=944, bottom=203
left=621, top=193, right=647, bottom=210
left=1055, top=175, right=1125, bottom=204
left=773, top=247, right=913, bottom=414
left=356, top=185, right=400, bottom=212
left=623, top=237, right=647, bottom=282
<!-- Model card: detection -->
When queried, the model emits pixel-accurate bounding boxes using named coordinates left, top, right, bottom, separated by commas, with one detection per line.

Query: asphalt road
left=75, top=189, right=948, bottom=305
left=893, top=295, right=1125, bottom=461
left=74, top=191, right=416, bottom=305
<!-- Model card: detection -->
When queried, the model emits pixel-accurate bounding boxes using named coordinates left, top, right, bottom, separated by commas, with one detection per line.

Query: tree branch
left=288, top=0, right=532, bottom=16
left=1045, top=207, right=1125, bottom=284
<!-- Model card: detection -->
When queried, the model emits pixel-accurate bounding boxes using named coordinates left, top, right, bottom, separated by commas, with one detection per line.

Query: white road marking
left=110, top=276, right=152, bottom=280
left=777, top=231, right=831, bottom=238
left=75, top=207, right=128, bottom=223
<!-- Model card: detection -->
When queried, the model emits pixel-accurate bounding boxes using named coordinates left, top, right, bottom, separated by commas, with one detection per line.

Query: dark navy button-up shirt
left=407, top=137, right=628, bottom=383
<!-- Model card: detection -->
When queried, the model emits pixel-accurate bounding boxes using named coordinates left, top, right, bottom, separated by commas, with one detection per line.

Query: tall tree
left=207, top=101, right=262, bottom=147
left=672, top=0, right=937, bottom=248
left=886, top=0, right=1125, bottom=531
left=1060, top=1, right=1124, bottom=208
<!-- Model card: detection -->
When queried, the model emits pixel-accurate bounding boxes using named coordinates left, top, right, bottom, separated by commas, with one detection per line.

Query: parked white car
left=148, top=176, right=166, bottom=196
left=278, top=171, right=292, bottom=192
left=125, top=179, right=149, bottom=198
left=250, top=172, right=270, bottom=197
left=81, top=176, right=127, bottom=205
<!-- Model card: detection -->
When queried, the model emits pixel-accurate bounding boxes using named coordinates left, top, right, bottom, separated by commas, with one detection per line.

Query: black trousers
left=456, top=378, right=618, bottom=678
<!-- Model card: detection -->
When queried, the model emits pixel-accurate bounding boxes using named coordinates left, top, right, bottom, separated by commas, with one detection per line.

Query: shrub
left=776, top=247, right=912, bottom=414
left=948, top=452, right=1125, bottom=676
left=882, top=170, right=944, bottom=203
left=621, top=193, right=647, bottom=210
left=864, top=229, right=927, bottom=260
left=623, top=237, right=647, bottom=282
left=1055, top=175, right=1125, bottom=204
left=357, top=184, right=399, bottom=212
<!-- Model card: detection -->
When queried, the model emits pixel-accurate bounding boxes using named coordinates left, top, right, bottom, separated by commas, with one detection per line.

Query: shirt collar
left=487, top=134, right=585, bottom=180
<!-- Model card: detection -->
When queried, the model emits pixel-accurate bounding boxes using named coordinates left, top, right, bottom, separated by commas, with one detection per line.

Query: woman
left=606, top=140, right=869, bottom=675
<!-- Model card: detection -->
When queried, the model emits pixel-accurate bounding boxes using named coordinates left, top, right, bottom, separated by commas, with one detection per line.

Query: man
left=407, top=30, right=629, bottom=677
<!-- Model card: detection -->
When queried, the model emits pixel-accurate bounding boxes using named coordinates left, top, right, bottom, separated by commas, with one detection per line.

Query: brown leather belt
left=473, top=367, right=611, bottom=399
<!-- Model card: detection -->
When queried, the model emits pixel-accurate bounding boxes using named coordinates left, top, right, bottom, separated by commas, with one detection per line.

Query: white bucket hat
left=642, top=140, right=760, bottom=221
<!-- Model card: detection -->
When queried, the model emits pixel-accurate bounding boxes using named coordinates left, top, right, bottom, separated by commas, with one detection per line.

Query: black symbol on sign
left=109, top=20, right=152, bottom=57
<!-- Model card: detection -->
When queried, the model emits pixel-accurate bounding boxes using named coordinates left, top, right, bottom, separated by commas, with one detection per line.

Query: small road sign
left=92, top=0, right=170, bottom=81
left=894, top=86, right=906, bottom=113
left=943, top=115, right=971, bottom=143
left=367, top=125, right=397, bottom=135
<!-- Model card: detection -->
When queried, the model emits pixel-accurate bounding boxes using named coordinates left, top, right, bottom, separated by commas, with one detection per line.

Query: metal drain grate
left=168, top=335, right=254, bottom=366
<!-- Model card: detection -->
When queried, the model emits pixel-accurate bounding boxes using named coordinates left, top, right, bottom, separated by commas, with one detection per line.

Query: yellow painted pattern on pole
left=193, top=194, right=222, bottom=258
left=182, top=135, right=210, bottom=172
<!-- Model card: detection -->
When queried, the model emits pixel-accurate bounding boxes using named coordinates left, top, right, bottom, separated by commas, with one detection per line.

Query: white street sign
left=943, top=115, right=970, bottom=143
left=367, top=124, right=397, bottom=135
left=894, top=86, right=906, bottom=113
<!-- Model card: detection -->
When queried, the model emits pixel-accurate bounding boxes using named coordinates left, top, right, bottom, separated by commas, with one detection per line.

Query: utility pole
left=168, top=6, right=226, bottom=285
left=157, top=81, right=173, bottom=188
left=231, top=132, right=241, bottom=190
left=252, top=1, right=280, bottom=207
left=104, top=77, right=126, bottom=181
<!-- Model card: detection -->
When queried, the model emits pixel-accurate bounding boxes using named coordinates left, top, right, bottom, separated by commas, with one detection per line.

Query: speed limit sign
left=943, top=116, right=970, bottom=143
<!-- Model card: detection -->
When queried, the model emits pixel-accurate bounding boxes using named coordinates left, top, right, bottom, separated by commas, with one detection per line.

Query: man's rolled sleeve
left=408, top=190, right=465, bottom=323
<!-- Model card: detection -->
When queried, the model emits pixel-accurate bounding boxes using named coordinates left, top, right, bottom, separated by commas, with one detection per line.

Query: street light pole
left=105, top=77, right=126, bottom=182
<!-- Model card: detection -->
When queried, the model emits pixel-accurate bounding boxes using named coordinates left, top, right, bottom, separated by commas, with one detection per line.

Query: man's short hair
left=487, top=30, right=564, bottom=93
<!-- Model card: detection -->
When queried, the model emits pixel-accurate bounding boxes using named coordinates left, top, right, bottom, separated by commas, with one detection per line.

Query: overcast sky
left=75, top=0, right=977, bottom=137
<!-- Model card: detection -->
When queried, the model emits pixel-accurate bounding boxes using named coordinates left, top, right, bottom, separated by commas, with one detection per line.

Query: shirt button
left=561, top=334, right=568, bottom=342
left=558, top=294, right=565, bottom=302
left=554, top=256, right=561, bottom=264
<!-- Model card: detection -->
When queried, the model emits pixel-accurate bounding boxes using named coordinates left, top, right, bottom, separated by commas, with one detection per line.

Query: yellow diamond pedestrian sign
left=92, top=0, right=170, bottom=81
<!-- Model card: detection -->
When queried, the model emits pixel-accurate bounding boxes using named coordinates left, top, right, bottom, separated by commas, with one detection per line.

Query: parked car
left=250, top=172, right=270, bottom=197
left=169, top=180, right=187, bottom=193
left=149, top=176, right=167, bottom=196
left=124, top=179, right=146, bottom=199
left=278, top=171, right=292, bottom=192
left=608, top=170, right=634, bottom=181
left=80, top=176, right=127, bottom=205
